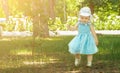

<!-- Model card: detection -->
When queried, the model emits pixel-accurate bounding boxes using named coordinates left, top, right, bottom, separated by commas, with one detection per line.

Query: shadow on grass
left=0, top=35, right=120, bottom=73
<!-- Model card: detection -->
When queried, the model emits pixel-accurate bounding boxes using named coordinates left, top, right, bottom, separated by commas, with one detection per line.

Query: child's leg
left=87, top=54, right=93, bottom=67
left=74, top=54, right=81, bottom=66
left=75, top=54, right=81, bottom=59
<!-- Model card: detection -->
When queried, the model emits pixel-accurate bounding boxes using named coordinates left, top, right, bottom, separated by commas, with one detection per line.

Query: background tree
left=0, top=0, right=10, bottom=20
left=0, top=0, right=120, bottom=34
left=28, top=0, right=55, bottom=37
left=31, top=0, right=49, bottom=37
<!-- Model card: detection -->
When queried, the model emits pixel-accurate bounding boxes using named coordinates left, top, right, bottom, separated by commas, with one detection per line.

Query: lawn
left=0, top=35, right=120, bottom=73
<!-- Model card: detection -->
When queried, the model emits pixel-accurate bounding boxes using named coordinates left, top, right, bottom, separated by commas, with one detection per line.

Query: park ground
left=0, top=35, right=120, bottom=73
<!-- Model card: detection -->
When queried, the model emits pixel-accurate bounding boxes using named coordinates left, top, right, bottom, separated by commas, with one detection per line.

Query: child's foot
left=86, top=62, right=92, bottom=67
left=74, top=58, right=80, bottom=66
left=86, top=65, right=92, bottom=68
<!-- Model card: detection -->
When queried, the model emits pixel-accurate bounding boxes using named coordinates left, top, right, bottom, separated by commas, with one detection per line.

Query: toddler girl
left=68, top=7, right=98, bottom=67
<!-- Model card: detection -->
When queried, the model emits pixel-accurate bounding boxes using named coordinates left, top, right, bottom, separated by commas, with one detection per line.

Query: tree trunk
left=1, top=0, right=10, bottom=20
left=31, top=0, right=49, bottom=37
left=49, top=0, right=55, bottom=19
left=63, top=0, right=67, bottom=23
left=89, top=1, right=94, bottom=14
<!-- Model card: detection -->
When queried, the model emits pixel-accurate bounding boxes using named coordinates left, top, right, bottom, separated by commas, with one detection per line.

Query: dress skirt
left=68, top=33, right=98, bottom=55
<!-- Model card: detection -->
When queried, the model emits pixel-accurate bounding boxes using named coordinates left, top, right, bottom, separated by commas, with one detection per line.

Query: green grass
left=0, top=35, right=120, bottom=73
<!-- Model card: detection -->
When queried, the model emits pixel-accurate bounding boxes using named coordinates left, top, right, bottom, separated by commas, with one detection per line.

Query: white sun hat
left=79, top=7, right=91, bottom=16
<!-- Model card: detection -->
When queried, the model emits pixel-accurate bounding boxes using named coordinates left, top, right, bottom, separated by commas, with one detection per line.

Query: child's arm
left=75, top=21, right=80, bottom=29
left=90, top=25, right=98, bottom=45
left=75, top=24, right=78, bottom=29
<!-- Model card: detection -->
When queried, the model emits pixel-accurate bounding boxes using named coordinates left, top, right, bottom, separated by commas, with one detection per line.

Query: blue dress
left=68, top=21, right=98, bottom=54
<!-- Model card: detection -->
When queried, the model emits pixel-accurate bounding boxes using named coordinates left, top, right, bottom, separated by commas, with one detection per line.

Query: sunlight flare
left=17, top=51, right=32, bottom=55
left=23, top=58, right=59, bottom=65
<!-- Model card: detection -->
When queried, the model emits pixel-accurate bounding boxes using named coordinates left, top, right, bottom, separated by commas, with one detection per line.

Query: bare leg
left=74, top=54, right=81, bottom=66
left=75, top=54, right=80, bottom=59
left=87, top=54, right=93, bottom=67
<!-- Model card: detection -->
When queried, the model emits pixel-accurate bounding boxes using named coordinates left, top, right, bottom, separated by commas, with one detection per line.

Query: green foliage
left=48, top=16, right=78, bottom=31
left=55, top=0, right=78, bottom=22
left=94, top=14, right=120, bottom=30
left=48, top=0, right=120, bottom=30
left=66, top=16, right=78, bottom=26
left=48, top=17, right=67, bottom=31
left=1, top=17, right=33, bottom=31
left=91, top=0, right=120, bottom=30
left=0, top=0, right=120, bottom=31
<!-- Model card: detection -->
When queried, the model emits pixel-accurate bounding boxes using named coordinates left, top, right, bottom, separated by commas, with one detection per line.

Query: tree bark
left=49, top=0, right=55, bottom=19
left=89, top=1, right=94, bottom=14
left=31, top=0, right=49, bottom=37
left=63, top=0, right=67, bottom=23
left=1, top=0, right=10, bottom=20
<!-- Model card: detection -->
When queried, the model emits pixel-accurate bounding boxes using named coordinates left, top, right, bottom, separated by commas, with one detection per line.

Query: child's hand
left=95, top=40, right=98, bottom=45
